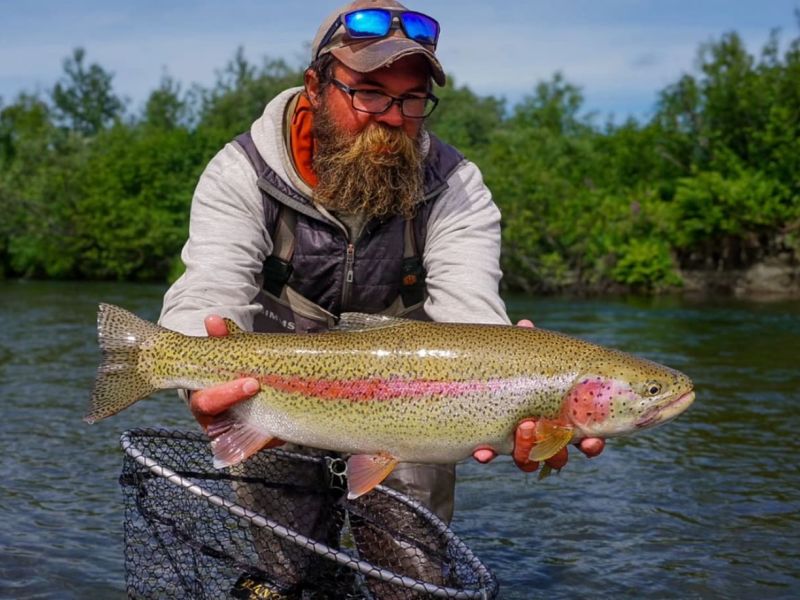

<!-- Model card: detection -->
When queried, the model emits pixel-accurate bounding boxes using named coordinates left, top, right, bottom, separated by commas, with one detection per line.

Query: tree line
left=1, top=26, right=798, bottom=293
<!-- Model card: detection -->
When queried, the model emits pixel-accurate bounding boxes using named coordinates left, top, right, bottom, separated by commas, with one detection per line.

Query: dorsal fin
left=222, top=318, right=245, bottom=335
left=333, top=312, right=411, bottom=332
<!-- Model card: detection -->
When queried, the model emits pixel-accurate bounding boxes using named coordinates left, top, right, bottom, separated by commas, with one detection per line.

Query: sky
left=1, top=0, right=798, bottom=122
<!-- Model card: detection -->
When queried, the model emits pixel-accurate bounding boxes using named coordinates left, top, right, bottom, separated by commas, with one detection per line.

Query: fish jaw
left=634, top=390, right=695, bottom=431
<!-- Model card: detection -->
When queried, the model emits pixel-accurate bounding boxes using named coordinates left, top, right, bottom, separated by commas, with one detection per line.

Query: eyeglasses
left=330, top=78, right=439, bottom=119
left=315, top=9, right=441, bottom=60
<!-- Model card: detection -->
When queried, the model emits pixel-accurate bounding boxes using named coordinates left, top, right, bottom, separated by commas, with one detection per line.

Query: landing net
left=120, top=429, right=498, bottom=599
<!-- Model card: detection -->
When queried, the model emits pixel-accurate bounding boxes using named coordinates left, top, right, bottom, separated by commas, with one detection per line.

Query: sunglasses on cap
left=315, top=9, right=441, bottom=60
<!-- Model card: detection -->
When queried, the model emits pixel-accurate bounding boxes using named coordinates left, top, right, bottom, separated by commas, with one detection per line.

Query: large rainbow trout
left=87, top=304, right=694, bottom=498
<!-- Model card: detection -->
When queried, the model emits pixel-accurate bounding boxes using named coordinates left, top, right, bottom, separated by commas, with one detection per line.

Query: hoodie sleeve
left=159, top=144, right=270, bottom=336
left=423, top=160, right=511, bottom=325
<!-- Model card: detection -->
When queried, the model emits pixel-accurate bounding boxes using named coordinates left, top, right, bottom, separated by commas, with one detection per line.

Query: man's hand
left=189, top=315, right=263, bottom=430
left=190, top=316, right=286, bottom=451
left=471, top=318, right=606, bottom=472
left=509, top=419, right=606, bottom=472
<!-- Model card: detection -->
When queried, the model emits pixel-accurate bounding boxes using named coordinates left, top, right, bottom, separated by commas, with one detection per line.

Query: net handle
left=120, top=429, right=495, bottom=599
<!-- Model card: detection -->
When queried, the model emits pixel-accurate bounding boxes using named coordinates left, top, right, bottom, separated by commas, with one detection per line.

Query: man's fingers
left=516, top=319, right=535, bottom=328
left=512, top=420, right=540, bottom=472
left=472, top=447, right=497, bottom=464
left=576, top=437, right=605, bottom=457
left=192, top=315, right=256, bottom=426
left=191, top=377, right=260, bottom=424
left=516, top=459, right=540, bottom=473
left=204, top=314, right=230, bottom=338
left=544, top=447, right=569, bottom=470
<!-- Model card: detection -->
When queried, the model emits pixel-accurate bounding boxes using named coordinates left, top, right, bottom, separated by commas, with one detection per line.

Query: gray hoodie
left=160, top=87, right=509, bottom=334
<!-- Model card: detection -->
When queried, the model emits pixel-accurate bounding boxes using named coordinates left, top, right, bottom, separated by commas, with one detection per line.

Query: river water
left=1, top=280, right=798, bottom=599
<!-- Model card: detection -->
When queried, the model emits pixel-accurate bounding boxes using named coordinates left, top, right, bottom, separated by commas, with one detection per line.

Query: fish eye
left=645, top=382, right=662, bottom=396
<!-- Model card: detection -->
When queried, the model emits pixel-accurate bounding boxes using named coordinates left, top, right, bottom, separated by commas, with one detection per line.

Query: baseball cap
left=310, top=0, right=446, bottom=86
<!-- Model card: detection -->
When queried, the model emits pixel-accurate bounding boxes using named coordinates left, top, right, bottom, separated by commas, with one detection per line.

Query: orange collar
left=289, top=94, right=318, bottom=188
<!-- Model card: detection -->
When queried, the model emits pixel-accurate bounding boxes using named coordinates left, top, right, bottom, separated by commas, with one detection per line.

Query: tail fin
left=84, top=303, right=164, bottom=423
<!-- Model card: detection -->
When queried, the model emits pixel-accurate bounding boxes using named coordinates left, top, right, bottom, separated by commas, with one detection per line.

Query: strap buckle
left=400, top=256, right=426, bottom=306
left=324, top=456, right=348, bottom=492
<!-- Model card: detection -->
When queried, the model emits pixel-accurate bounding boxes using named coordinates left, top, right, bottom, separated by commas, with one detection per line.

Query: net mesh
left=120, top=429, right=498, bottom=599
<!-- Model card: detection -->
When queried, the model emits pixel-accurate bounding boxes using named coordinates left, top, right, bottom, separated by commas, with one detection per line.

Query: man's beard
left=311, top=99, right=425, bottom=221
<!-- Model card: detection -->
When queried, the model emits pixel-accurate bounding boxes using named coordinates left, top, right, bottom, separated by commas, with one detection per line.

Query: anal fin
left=208, top=414, right=276, bottom=468
left=346, top=453, right=398, bottom=499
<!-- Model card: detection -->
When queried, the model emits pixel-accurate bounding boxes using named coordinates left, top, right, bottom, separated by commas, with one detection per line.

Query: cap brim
left=331, top=37, right=446, bottom=86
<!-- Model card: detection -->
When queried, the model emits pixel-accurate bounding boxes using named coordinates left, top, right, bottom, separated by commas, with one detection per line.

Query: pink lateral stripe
left=255, top=374, right=494, bottom=402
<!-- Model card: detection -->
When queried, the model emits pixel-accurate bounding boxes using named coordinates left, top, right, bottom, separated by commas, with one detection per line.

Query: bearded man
left=159, top=0, right=603, bottom=595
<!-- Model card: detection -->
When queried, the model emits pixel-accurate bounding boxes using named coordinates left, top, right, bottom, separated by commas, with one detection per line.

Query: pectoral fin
left=527, top=422, right=574, bottom=462
left=346, top=453, right=398, bottom=499
left=208, top=414, right=276, bottom=469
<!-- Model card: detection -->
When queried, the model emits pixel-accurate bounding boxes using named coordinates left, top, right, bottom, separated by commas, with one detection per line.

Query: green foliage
left=51, top=48, right=125, bottom=135
left=0, top=93, right=52, bottom=169
left=673, top=167, right=792, bottom=244
left=612, top=239, right=682, bottom=291
left=72, top=124, right=201, bottom=279
left=426, top=75, right=505, bottom=157
left=479, top=24, right=800, bottom=292
left=511, top=73, right=590, bottom=136
left=196, top=48, right=303, bottom=147
left=1, top=22, right=798, bottom=291
left=0, top=48, right=302, bottom=281
left=144, top=75, right=190, bottom=131
left=0, top=94, right=85, bottom=277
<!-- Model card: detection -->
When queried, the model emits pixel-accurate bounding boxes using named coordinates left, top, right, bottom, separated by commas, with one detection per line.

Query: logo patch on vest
left=264, top=309, right=296, bottom=331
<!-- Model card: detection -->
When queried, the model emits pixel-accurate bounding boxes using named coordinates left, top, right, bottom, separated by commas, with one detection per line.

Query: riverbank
left=500, top=252, right=800, bottom=300
left=680, top=254, right=800, bottom=299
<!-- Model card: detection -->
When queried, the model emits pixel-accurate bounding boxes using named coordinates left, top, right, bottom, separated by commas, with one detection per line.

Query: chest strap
left=262, top=207, right=296, bottom=297
left=401, top=217, right=426, bottom=307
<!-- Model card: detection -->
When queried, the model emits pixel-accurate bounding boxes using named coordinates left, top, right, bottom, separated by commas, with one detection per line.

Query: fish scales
left=147, top=326, right=580, bottom=446
left=141, top=325, right=579, bottom=456
left=87, top=304, right=695, bottom=498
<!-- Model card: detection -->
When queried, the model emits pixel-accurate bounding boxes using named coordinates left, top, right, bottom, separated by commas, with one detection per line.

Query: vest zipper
left=342, top=243, right=355, bottom=308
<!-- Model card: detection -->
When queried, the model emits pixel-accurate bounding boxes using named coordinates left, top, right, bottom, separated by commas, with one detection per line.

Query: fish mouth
left=635, top=390, right=695, bottom=430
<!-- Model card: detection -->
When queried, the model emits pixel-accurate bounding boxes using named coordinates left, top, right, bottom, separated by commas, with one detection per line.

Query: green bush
left=612, top=239, right=682, bottom=290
